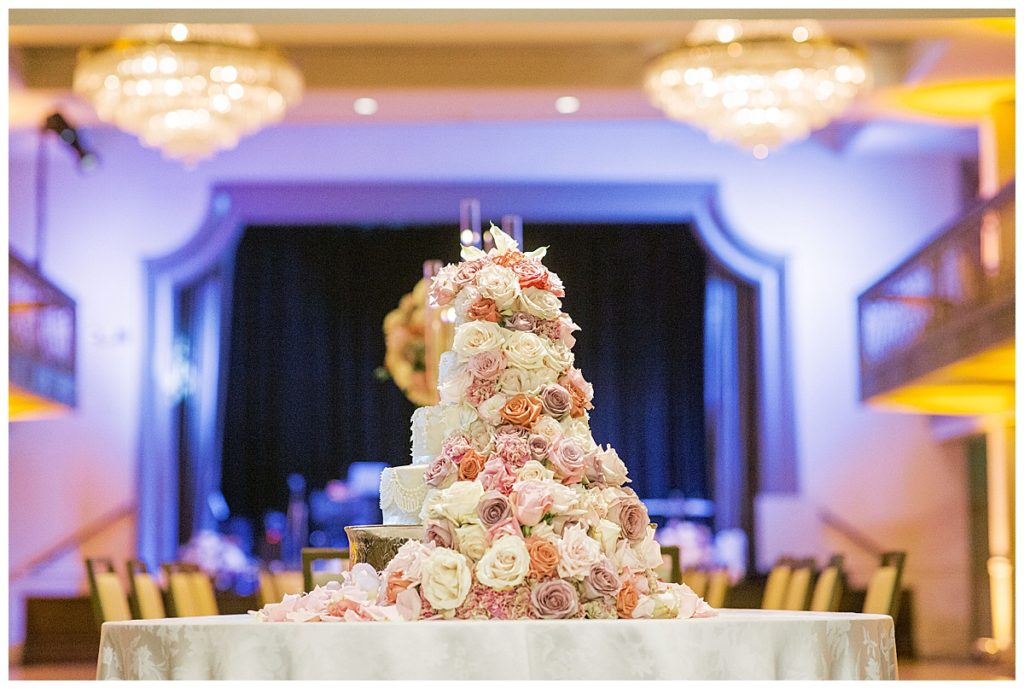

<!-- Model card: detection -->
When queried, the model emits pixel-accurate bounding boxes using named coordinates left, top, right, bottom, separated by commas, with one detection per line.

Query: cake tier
left=379, top=465, right=430, bottom=525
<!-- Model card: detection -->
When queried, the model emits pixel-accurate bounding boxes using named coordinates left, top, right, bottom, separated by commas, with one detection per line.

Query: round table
left=96, top=609, right=897, bottom=680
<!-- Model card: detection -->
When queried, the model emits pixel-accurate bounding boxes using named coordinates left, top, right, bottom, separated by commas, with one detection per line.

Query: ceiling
left=8, top=9, right=1015, bottom=132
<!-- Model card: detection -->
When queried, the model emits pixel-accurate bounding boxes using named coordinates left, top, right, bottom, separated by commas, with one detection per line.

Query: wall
left=8, top=118, right=975, bottom=653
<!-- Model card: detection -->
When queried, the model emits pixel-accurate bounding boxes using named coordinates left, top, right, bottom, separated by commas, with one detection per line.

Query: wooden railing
left=858, top=183, right=1015, bottom=400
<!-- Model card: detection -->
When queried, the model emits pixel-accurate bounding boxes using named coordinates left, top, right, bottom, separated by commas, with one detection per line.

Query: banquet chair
left=126, top=559, right=167, bottom=619
left=809, top=555, right=845, bottom=612
left=302, top=548, right=351, bottom=592
left=273, top=571, right=306, bottom=598
left=164, top=562, right=219, bottom=617
left=863, top=551, right=907, bottom=621
left=760, top=560, right=793, bottom=609
left=655, top=545, right=681, bottom=584
left=781, top=559, right=815, bottom=611
left=681, top=569, right=709, bottom=598
left=258, top=569, right=280, bottom=607
left=85, top=558, right=133, bottom=628
left=704, top=568, right=731, bottom=609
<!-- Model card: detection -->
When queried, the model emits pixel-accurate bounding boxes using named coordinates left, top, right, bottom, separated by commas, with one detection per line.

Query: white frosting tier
left=379, top=465, right=430, bottom=525
left=438, top=351, right=459, bottom=386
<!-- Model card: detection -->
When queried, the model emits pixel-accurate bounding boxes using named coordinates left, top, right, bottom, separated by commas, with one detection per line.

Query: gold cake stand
left=344, top=524, right=424, bottom=571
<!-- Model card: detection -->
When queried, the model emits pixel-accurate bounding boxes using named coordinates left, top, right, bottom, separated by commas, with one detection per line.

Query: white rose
left=440, top=404, right=478, bottom=440
left=556, top=524, right=602, bottom=579
left=613, top=537, right=643, bottom=573
left=453, top=285, right=482, bottom=325
left=542, top=340, right=574, bottom=377
left=531, top=416, right=562, bottom=441
left=517, top=460, right=555, bottom=483
left=475, top=264, right=521, bottom=311
left=597, top=446, right=630, bottom=486
left=467, top=419, right=494, bottom=454
left=503, top=331, right=548, bottom=370
left=528, top=522, right=558, bottom=542
left=432, top=481, right=484, bottom=525
left=453, top=321, right=507, bottom=362
left=591, top=519, right=622, bottom=557
left=548, top=481, right=579, bottom=516
left=631, top=595, right=657, bottom=619
left=518, top=286, right=562, bottom=320
left=439, top=368, right=472, bottom=405
left=475, top=535, right=531, bottom=590
left=420, top=547, right=473, bottom=610
left=635, top=525, right=664, bottom=570
left=455, top=523, right=489, bottom=561
left=561, top=418, right=598, bottom=452
left=497, top=367, right=545, bottom=395
left=476, top=393, right=508, bottom=426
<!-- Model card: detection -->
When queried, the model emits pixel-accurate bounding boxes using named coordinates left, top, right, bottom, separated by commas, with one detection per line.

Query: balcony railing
left=858, top=182, right=1015, bottom=401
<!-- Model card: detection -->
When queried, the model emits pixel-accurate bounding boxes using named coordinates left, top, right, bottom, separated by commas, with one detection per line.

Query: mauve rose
left=540, top=384, right=573, bottom=419
left=467, top=350, right=506, bottom=381
left=494, top=423, right=530, bottom=439
left=465, top=380, right=497, bottom=407
left=607, top=498, right=649, bottom=543
left=583, top=450, right=605, bottom=485
left=512, top=258, right=549, bottom=289
left=548, top=437, right=586, bottom=484
left=479, top=455, right=516, bottom=496
left=531, top=578, right=579, bottom=619
left=533, top=320, right=561, bottom=340
left=583, top=559, right=621, bottom=601
left=504, top=312, right=537, bottom=332
left=466, top=297, right=500, bottom=323
left=424, top=520, right=457, bottom=549
left=493, top=434, right=530, bottom=469
left=477, top=492, right=512, bottom=529
left=527, top=434, right=550, bottom=460
left=424, top=455, right=457, bottom=488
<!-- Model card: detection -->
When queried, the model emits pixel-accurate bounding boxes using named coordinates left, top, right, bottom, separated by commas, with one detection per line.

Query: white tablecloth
left=97, top=609, right=897, bottom=680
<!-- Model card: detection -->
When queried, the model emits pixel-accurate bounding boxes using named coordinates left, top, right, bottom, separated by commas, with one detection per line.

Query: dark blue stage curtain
left=220, top=223, right=706, bottom=522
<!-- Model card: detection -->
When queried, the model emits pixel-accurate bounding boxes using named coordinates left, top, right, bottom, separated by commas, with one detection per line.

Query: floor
left=7, top=659, right=1015, bottom=680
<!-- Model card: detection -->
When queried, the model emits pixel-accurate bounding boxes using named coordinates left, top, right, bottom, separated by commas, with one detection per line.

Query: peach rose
left=526, top=536, right=560, bottom=578
left=567, top=383, right=593, bottom=418
left=466, top=297, right=500, bottom=323
left=492, top=250, right=524, bottom=268
left=385, top=573, right=414, bottom=604
left=512, top=258, right=549, bottom=290
left=616, top=578, right=640, bottom=618
left=501, top=394, right=544, bottom=428
left=458, top=449, right=486, bottom=481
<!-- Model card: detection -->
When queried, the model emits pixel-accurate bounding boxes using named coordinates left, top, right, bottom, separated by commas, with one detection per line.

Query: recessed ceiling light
left=752, top=144, right=769, bottom=160
left=555, top=96, right=580, bottom=114
left=170, top=24, right=189, bottom=42
left=353, top=97, right=378, bottom=116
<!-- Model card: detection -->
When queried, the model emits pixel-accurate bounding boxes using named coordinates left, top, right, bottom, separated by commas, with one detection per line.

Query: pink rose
left=477, top=491, right=512, bottom=529
left=424, top=519, right=457, bottom=549
left=467, top=350, right=506, bottom=381
left=583, top=450, right=605, bottom=485
left=607, top=498, right=649, bottom=543
left=527, top=434, right=550, bottom=460
left=493, top=434, right=530, bottom=469
left=454, top=259, right=485, bottom=286
left=559, top=368, right=594, bottom=403
left=510, top=479, right=554, bottom=527
left=539, top=384, right=573, bottom=419
left=504, top=312, right=537, bottom=332
left=429, top=264, right=459, bottom=306
left=556, top=314, right=580, bottom=348
left=424, top=455, right=457, bottom=488
left=583, top=558, right=621, bottom=600
left=494, top=423, right=530, bottom=439
left=548, top=437, right=586, bottom=484
left=441, top=434, right=473, bottom=462
left=479, top=455, right=516, bottom=496
left=486, top=516, right=521, bottom=542
left=511, top=258, right=549, bottom=289
left=465, top=380, right=497, bottom=407
left=547, top=271, right=565, bottom=297
left=530, top=578, right=578, bottom=619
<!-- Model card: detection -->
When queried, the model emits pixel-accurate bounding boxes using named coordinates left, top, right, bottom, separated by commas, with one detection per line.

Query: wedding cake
left=255, top=225, right=715, bottom=622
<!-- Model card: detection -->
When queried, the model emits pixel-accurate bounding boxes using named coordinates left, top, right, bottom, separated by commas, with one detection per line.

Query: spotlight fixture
left=42, top=112, right=99, bottom=171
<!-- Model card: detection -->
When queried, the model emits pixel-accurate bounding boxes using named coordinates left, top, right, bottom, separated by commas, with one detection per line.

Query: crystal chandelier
left=644, top=20, right=871, bottom=157
left=73, top=24, right=303, bottom=165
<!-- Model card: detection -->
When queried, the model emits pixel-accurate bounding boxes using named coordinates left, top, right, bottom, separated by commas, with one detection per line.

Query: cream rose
left=439, top=404, right=478, bottom=441
left=453, top=285, right=483, bottom=324
left=560, top=418, right=598, bottom=452
left=475, top=535, right=531, bottom=590
left=455, top=523, right=489, bottom=561
left=547, top=481, right=579, bottom=516
left=474, top=263, right=521, bottom=311
left=592, top=519, right=622, bottom=558
left=432, top=481, right=485, bottom=525
left=476, top=393, right=509, bottom=426
left=635, top=525, right=664, bottom=570
left=420, top=547, right=473, bottom=610
left=518, top=286, right=562, bottom=320
left=517, top=459, right=555, bottom=483
left=596, top=446, right=630, bottom=486
left=497, top=367, right=546, bottom=396
left=556, top=524, right=602, bottom=579
left=531, top=416, right=562, bottom=441
left=542, top=340, right=574, bottom=376
left=503, top=331, right=548, bottom=370
left=453, top=321, right=507, bottom=362
left=528, top=522, right=558, bottom=541
left=439, top=368, right=472, bottom=405
left=466, top=419, right=494, bottom=454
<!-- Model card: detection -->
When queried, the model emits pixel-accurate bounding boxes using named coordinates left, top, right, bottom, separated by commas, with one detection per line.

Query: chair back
left=273, top=571, right=306, bottom=599
left=781, top=560, right=814, bottom=610
left=705, top=568, right=731, bottom=609
left=126, top=559, right=166, bottom=619
left=863, top=551, right=906, bottom=619
left=761, top=561, right=793, bottom=609
left=809, top=556, right=844, bottom=612
left=258, top=569, right=279, bottom=607
left=302, top=548, right=350, bottom=593
left=681, top=569, right=709, bottom=598
left=85, top=558, right=132, bottom=627
left=164, top=562, right=218, bottom=617
left=655, top=545, right=681, bottom=585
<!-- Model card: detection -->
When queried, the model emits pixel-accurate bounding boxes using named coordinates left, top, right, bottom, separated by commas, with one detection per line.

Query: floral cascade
left=254, top=225, right=716, bottom=622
